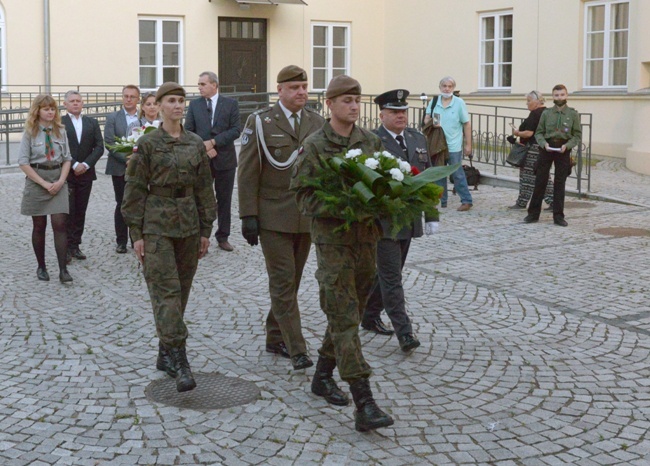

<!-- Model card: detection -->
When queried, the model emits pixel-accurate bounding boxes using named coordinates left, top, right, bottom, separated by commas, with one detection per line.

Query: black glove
left=241, top=216, right=259, bottom=246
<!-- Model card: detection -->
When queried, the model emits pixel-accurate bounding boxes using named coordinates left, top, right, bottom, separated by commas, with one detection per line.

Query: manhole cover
left=595, top=227, right=650, bottom=238
left=145, top=373, right=260, bottom=410
left=565, top=201, right=596, bottom=209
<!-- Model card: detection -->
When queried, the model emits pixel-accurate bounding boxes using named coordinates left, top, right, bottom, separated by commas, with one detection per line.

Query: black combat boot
left=156, top=341, right=177, bottom=378
left=168, top=345, right=197, bottom=392
left=349, top=378, right=394, bottom=432
left=311, top=357, right=349, bottom=406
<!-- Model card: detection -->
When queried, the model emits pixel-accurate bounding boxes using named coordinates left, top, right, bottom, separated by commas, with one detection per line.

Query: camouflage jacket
left=122, top=125, right=217, bottom=241
left=290, top=121, right=383, bottom=245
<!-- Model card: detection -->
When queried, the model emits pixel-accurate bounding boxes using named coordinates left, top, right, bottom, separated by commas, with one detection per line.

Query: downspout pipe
left=44, top=0, right=51, bottom=93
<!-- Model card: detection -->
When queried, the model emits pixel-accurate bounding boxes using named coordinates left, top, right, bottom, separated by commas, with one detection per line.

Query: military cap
left=325, top=75, right=362, bottom=99
left=155, top=82, right=186, bottom=102
left=374, top=89, right=410, bottom=110
left=277, top=65, right=308, bottom=83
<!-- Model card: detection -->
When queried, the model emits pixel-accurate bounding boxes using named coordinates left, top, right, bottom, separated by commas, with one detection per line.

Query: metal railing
left=0, top=90, right=591, bottom=195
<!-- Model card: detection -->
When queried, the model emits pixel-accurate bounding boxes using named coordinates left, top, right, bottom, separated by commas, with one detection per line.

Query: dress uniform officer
left=237, top=65, right=325, bottom=370
left=290, top=75, right=394, bottom=432
left=122, top=82, right=217, bottom=392
left=361, top=89, right=439, bottom=352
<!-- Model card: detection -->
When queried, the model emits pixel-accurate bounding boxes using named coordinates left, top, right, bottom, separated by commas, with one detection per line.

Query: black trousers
left=363, top=237, right=413, bottom=337
left=213, top=168, right=236, bottom=243
left=528, top=147, right=571, bottom=219
left=111, top=175, right=129, bottom=246
left=67, top=176, right=93, bottom=249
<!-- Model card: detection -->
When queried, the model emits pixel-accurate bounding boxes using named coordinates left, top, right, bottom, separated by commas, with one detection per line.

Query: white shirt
left=124, top=108, right=140, bottom=133
left=278, top=101, right=302, bottom=131
left=384, top=126, right=407, bottom=149
left=207, top=93, right=219, bottom=123
left=68, top=113, right=89, bottom=170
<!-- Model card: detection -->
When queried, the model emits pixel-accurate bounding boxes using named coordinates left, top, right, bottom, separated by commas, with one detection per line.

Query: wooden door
left=218, top=18, right=267, bottom=93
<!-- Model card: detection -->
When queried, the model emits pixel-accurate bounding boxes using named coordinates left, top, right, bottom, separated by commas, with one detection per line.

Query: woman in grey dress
left=18, top=94, right=73, bottom=283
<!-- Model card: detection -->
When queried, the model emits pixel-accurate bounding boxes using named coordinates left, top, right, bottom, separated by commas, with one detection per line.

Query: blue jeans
left=436, top=151, right=473, bottom=206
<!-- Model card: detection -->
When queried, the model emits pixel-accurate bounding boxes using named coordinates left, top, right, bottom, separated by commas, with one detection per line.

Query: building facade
left=1, top=0, right=649, bottom=172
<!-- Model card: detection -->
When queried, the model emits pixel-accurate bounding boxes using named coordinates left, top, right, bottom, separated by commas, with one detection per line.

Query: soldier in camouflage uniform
left=122, top=82, right=216, bottom=393
left=238, top=65, right=325, bottom=371
left=290, top=75, right=394, bottom=432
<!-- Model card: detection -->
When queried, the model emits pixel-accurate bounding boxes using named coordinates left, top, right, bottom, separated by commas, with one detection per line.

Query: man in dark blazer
left=237, top=65, right=325, bottom=371
left=361, top=89, right=439, bottom=353
left=105, top=84, right=141, bottom=253
left=62, top=91, right=105, bottom=260
left=185, top=71, right=241, bottom=251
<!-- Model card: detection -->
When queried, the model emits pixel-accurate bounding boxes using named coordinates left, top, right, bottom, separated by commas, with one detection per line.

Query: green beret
left=326, top=75, right=361, bottom=99
left=277, top=65, right=308, bottom=83
left=156, top=82, right=186, bottom=102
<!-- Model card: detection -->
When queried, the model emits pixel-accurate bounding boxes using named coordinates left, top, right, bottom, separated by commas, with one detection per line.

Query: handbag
left=506, top=142, right=529, bottom=167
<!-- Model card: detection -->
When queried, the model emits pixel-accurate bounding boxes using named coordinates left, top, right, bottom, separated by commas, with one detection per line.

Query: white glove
left=425, top=222, right=439, bottom=235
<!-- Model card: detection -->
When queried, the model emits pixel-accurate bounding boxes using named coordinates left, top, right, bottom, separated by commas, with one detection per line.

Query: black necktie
left=207, top=98, right=213, bottom=123
left=396, top=134, right=407, bottom=153
left=291, top=113, right=300, bottom=135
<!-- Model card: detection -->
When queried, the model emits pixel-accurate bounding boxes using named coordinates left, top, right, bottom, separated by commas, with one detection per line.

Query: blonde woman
left=508, top=90, right=553, bottom=210
left=18, top=94, right=73, bottom=283
left=139, top=91, right=161, bottom=127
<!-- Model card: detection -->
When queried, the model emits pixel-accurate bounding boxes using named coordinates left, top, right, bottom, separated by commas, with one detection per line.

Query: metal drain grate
left=145, top=373, right=260, bottom=410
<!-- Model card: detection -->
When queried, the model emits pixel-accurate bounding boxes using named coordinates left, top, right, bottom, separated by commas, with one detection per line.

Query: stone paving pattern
left=1, top=156, right=650, bottom=465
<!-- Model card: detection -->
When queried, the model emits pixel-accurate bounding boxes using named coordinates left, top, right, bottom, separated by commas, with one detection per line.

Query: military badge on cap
left=374, top=89, right=410, bottom=110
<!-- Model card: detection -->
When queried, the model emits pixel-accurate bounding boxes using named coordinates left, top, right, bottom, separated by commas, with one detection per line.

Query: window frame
left=310, top=22, right=351, bottom=92
left=0, top=6, right=6, bottom=91
left=478, top=11, right=513, bottom=91
left=583, top=0, right=629, bottom=89
left=138, top=16, right=184, bottom=91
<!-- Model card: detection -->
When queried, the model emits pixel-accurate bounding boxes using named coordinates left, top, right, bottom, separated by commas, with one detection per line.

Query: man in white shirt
left=62, top=90, right=104, bottom=261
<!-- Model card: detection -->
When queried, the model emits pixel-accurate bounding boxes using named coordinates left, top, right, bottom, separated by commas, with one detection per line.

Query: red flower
left=411, top=166, right=421, bottom=175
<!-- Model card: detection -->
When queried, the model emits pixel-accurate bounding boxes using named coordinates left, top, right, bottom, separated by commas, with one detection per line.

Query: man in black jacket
left=62, top=90, right=105, bottom=261
left=185, top=71, right=241, bottom=251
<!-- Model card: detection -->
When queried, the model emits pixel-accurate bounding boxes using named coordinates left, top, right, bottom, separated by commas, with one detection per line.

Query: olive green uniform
left=122, top=125, right=216, bottom=348
left=238, top=103, right=325, bottom=356
left=290, top=121, right=383, bottom=382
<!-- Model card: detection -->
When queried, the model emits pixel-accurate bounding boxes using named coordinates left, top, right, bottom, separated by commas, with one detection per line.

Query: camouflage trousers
left=315, top=242, right=376, bottom=382
left=260, top=229, right=311, bottom=357
left=143, top=234, right=199, bottom=348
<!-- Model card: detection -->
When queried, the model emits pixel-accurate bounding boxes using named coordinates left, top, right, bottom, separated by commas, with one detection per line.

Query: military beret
left=277, top=65, right=308, bottom=83
left=374, top=89, right=410, bottom=110
left=155, top=82, right=186, bottom=102
left=325, top=75, right=362, bottom=99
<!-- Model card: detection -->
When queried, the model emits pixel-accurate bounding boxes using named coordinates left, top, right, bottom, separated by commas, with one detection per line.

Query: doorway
left=218, top=18, right=267, bottom=93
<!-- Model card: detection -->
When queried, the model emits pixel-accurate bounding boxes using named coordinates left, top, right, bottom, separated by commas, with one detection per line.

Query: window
left=479, top=12, right=513, bottom=89
left=0, top=5, right=6, bottom=91
left=139, top=17, right=183, bottom=90
left=311, top=23, right=350, bottom=91
left=584, top=1, right=629, bottom=88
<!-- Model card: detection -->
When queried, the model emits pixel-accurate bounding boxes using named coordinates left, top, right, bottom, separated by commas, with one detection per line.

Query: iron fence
left=0, top=90, right=591, bottom=195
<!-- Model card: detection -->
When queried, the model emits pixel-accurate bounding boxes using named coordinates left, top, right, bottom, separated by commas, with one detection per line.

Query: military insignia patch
left=264, top=117, right=272, bottom=123
left=243, top=128, right=253, bottom=135
left=241, top=134, right=249, bottom=145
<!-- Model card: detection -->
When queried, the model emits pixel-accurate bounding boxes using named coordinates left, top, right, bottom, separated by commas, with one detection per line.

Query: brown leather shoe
left=218, top=241, right=234, bottom=252
left=457, top=204, right=472, bottom=212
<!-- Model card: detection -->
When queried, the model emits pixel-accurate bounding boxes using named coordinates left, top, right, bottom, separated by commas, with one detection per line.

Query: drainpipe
left=44, top=0, right=51, bottom=93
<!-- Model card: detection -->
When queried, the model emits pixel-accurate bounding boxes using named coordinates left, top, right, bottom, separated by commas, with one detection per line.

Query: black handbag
left=506, top=143, right=529, bottom=167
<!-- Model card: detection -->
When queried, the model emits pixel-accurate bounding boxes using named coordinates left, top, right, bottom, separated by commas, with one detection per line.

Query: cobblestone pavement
left=2, top=165, right=650, bottom=466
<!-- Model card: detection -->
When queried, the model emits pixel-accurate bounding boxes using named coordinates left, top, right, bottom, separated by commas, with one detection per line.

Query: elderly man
left=238, top=66, right=325, bottom=370
left=361, top=89, right=437, bottom=352
left=424, top=77, right=473, bottom=211
left=185, top=71, right=241, bottom=251
left=62, top=91, right=104, bottom=261
left=105, top=85, right=141, bottom=253
left=291, top=75, right=394, bottom=433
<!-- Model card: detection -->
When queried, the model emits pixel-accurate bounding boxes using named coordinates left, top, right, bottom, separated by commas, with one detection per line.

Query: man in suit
left=62, top=91, right=104, bottom=261
left=105, top=84, right=141, bottom=253
left=185, top=71, right=241, bottom=252
left=361, top=89, right=439, bottom=352
left=237, top=65, right=325, bottom=371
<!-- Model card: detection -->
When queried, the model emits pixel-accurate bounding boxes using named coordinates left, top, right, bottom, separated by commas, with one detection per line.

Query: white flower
left=389, top=168, right=404, bottom=181
left=126, top=135, right=136, bottom=142
left=364, top=158, right=380, bottom=170
left=373, top=152, right=382, bottom=158
left=382, top=151, right=395, bottom=159
left=398, top=160, right=411, bottom=173
left=345, top=149, right=363, bottom=159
